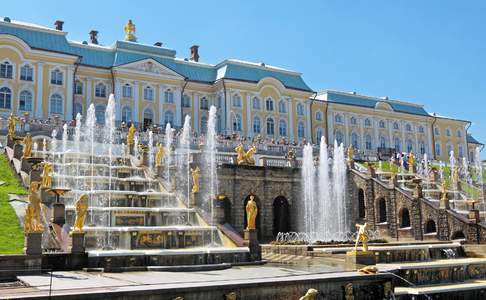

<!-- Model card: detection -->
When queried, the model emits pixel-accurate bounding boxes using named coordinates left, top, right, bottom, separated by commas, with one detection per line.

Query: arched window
left=200, top=97, right=209, bottom=110
left=144, top=108, right=154, bottom=128
left=201, top=116, right=208, bottom=133
left=365, top=135, right=372, bottom=150
left=434, top=127, right=440, bottom=135
left=315, top=111, right=322, bottom=121
left=265, top=97, right=274, bottom=111
left=446, top=128, right=451, bottom=137
left=95, top=83, right=107, bottom=98
left=379, top=120, right=386, bottom=128
left=0, top=61, right=13, bottom=79
left=252, top=97, right=261, bottom=110
left=459, top=145, right=464, bottom=158
left=364, top=118, right=372, bottom=127
left=457, top=130, right=462, bottom=138
left=316, top=128, right=323, bottom=142
left=50, top=68, right=63, bottom=85
left=50, top=93, right=63, bottom=115
left=406, top=139, right=413, bottom=153
left=164, top=89, right=174, bottom=103
left=279, top=120, right=287, bottom=136
left=19, top=90, right=32, bottom=111
left=435, top=143, right=441, bottom=156
left=399, top=208, right=411, bottom=228
left=278, top=100, right=286, bottom=113
left=0, top=87, right=12, bottom=109
left=335, top=130, right=344, bottom=145
left=164, top=110, right=173, bottom=125
left=232, top=94, right=241, bottom=107
left=143, top=86, right=154, bottom=101
left=296, top=103, right=304, bottom=116
left=95, top=105, right=105, bottom=124
left=74, top=80, right=83, bottom=95
left=419, top=126, right=425, bottom=134
left=267, top=118, right=275, bottom=135
left=350, top=116, right=357, bottom=125
left=351, top=133, right=359, bottom=149
left=394, top=137, right=401, bottom=152
left=20, top=64, right=33, bottom=81
left=122, top=83, right=132, bottom=98
left=297, top=122, right=305, bottom=138
left=447, top=144, right=453, bottom=156
left=253, top=117, right=261, bottom=134
left=335, top=114, right=343, bottom=123
left=425, top=219, right=436, bottom=234
left=182, top=94, right=191, bottom=107
left=74, top=103, right=83, bottom=117
left=122, top=106, right=132, bottom=123
left=379, top=136, right=386, bottom=148
left=405, top=123, right=412, bottom=132
left=378, top=198, right=387, bottom=223
left=393, top=122, right=400, bottom=130
left=232, top=114, right=242, bottom=132
left=420, top=141, right=426, bottom=155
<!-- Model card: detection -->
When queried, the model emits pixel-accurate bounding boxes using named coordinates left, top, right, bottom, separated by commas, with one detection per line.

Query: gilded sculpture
left=72, top=194, right=88, bottom=233
left=191, top=166, right=200, bottom=193
left=127, top=123, right=136, bottom=146
left=225, top=292, right=237, bottom=300
left=24, top=181, right=44, bottom=233
left=246, top=195, right=258, bottom=230
left=124, top=19, right=137, bottom=42
left=452, top=166, right=459, bottom=189
left=155, top=143, right=165, bottom=167
left=41, top=162, right=53, bottom=188
left=344, top=283, right=354, bottom=300
left=22, top=133, right=33, bottom=158
left=235, top=144, right=256, bottom=165
left=7, top=114, right=18, bottom=139
left=299, top=288, right=318, bottom=300
left=358, top=265, right=378, bottom=274
left=354, top=222, right=369, bottom=252
left=440, top=183, right=448, bottom=201
left=408, top=152, right=415, bottom=173
left=347, top=144, right=354, bottom=162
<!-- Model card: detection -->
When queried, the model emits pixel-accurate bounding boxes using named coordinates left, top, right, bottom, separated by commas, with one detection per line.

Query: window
left=380, top=136, right=386, bottom=148
left=457, top=130, right=462, bottom=138
left=144, top=109, right=154, bottom=127
left=364, top=118, right=371, bottom=127
left=420, top=142, right=426, bottom=155
left=122, top=84, right=132, bottom=98
left=445, top=128, right=451, bottom=137
left=253, top=117, right=261, bottom=134
left=447, top=144, right=453, bottom=156
left=50, top=69, right=63, bottom=85
left=351, top=133, right=359, bottom=149
left=252, top=97, right=261, bottom=110
left=316, top=128, right=323, bottom=142
left=200, top=97, right=209, bottom=110
left=164, top=89, right=174, bottom=103
left=365, top=135, right=372, bottom=150
left=406, top=124, right=412, bottom=132
left=182, top=94, right=191, bottom=107
left=335, top=114, right=343, bottom=123
left=335, top=131, right=343, bottom=145
left=265, top=97, right=274, bottom=111
left=297, top=103, right=304, bottom=116
left=95, top=83, right=107, bottom=98
left=20, top=65, right=33, bottom=81
left=0, top=61, right=13, bottom=79
left=122, top=106, right=132, bottom=123
left=50, top=93, right=63, bottom=115
left=435, top=143, right=441, bottom=156
left=315, top=111, right=322, bottom=121
left=279, top=120, right=287, bottom=136
left=394, top=137, right=401, bottom=152
left=18, top=90, right=32, bottom=111
left=164, top=110, right=174, bottom=125
left=406, top=139, right=413, bottom=152
left=278, top=100, right=286, bottom=113
left=201, top=116, right=208, bottom=133
left=459, top=145, right=464, bottom=158
left=95, top=105, right=105, bottom=124
left=393, top=122, right=400, bottom=130
left=232, top=94, right=241, bottom=107
left=419, top=126, right=425, bottom=134
left=297, top=122, right=305, bottom=138
left=74, top=80, right=83, bottom=95
left=267, top=118, right=275, bottom=135
left=434, top=127, right=440, bottom=135
left=0, top=87, right=12, bottom=109
left=350, top=116, right=357, bottom=125
left=143, top=86, right=153, bottom=101
left=379, top=120, right=386, bottom=128
left=216, top=95, right=222, bottom=108
left=74, top=103, right=83, bottom=117
left=232, top=114, right=242, bottom=132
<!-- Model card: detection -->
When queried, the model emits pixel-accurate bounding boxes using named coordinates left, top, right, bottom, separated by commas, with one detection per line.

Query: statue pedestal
left=13, top=143, right=23, bottom=160
left=25, top=232, right=42, bottom=256
left=52, top=203, right=66, bottom=226
left=190, top=192, right=198, bottom=207
left=244, top=229, right=261, bottom=261
left=71, top=232, right=85, bottom=254
left=345, top=250, right=375, bottom=267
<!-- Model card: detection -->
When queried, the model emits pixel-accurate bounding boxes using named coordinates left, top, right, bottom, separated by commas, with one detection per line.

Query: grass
left=0, top=154, right=27, bottom=254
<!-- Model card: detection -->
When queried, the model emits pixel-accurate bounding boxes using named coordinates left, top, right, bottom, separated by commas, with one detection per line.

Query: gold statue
left=344, top=283, right=354, bottom=300
left=7, top=114, right=18, bottom=139
left=155, top=143, right=165, bottom=167
left=124, top=19, right=137, bottom=42
left=41, top=162, right=53, bottom=188
left=299, top=289, right=319, bottom=300
left=71, top=194, right=88, bottom=233
left=24, top=181, right=44, bottom=233
left=408, top=152, right=415, bottom=173
left=191, top=166, right=200, bottom=193
left=246, top=195, right=258, bottom=230
left=440, top=183, right=448, bottom=201
left=354, top=223, right=369, bottom=252
left=127, top=123, right=136, bottom=146
left=347, top=144, right=354, bottom=162
left=452, top=166, right=459, bottom=189
left=358, top=265, right=378, bottom=274
left=22, top=133, right=33, bottom=158
left=235, top=144, right=257, bottom=165
left=225, top=292, right=237, bottom=300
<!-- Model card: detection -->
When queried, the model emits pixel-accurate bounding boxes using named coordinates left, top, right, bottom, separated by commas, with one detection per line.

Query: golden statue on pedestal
left=22, top=133, right=33, bottom=158
left=127, top=123, right=136, bottom=146
left=354, top=223, right=369, bottom=252
left=155, top=143, right=165, bottom=167
left=71, top=194, right=88, bottom=233
left=452, top=166, right=459, bottom=190
left=24, top=182, right=44, bottom=233
left=235, top=144, right=256, bottom=165
left=7, top=114, right=18, bottom=139
left=124, top=19, right=137, bottom=42
left=246, top=195, right=258, bottom=230
left=440, top=183, right=448, bottom=201
left=225, top=292, right=237, bottom=300
left=299, top=289, right=318, bottom=300
left=408, top=152, right=415, bottom=173
left=41, top=162, right=53, bottom=188
left=344, top=283, right=354, bottom=300
left=191, top=166, right=200, bottom=193
left=347, top=144, right=354, bottom=162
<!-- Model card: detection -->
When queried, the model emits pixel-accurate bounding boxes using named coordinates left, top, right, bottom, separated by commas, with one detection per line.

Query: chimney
left=190, top=45, right=199, bottom=62
left=54, top=20, right=64, bottom=31
left=89, top=30, right=98, bottom=45
left=154, top=42, right=163, bottom=47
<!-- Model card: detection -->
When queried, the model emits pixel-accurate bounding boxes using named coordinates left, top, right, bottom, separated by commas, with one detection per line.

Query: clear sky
left=3, top=0, right=486, bottom=156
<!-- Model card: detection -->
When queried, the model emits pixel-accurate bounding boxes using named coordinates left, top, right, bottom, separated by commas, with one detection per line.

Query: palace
left=0, top=17, right=481, bottom=162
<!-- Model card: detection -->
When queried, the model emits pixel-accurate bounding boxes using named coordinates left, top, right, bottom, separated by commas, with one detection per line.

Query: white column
left=306, top=101, right=312, bottom=142
left=193, top=93, right=199, bottom=133
left=35, top=62, right=44, bottom=119
left=288, top=98, right=294, bottom=142
left=114, top=79, right=122, bottom=122
left=86, top=77, right=92, bottom=108
left=175, top=87, right=182, bottom=127
left=327, top=108, right=333, bottom=143
left=246, top=94, right=252, bottom=137
left=65, top=66, right=74, bottom=121
left=133, top=81, right=139, bottom=124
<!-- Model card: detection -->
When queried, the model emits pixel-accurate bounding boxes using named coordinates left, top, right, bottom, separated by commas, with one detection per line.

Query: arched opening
left=451, top=231, right=466, bottom=240
left=425, top=219, right=437, bottom=234
left=399, top=208, right=411, bottom=228
left=358, top=189, right=365, bottom=220
left=143, top=108, right=153, bottom=130
left=273, top=196, right=290, bottom=237
left=377, top=198, right=387, bottom=223
left=244, top=195, right=261, bottom=240
left=215, top=196, right=231, bottom=225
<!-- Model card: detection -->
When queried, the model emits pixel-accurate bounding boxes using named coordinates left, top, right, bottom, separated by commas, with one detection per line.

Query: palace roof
left=467, top=134, right=483, bottom=145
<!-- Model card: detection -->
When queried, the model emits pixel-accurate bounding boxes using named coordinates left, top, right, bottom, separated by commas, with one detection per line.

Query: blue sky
left=4, top=0, right=486, bottom=156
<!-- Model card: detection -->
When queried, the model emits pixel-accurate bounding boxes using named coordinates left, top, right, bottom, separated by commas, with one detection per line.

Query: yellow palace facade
left=0, top=17, right=481, bottom=162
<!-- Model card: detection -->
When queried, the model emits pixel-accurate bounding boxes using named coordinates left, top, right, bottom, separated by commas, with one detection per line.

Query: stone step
left=394, top=279, right=486, bottom=298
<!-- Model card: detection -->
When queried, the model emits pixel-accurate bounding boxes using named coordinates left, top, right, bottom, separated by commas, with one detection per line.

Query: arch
left=164, top=88, right=174, bottom=103
left=375, top=101, right=393, bottom=111
left=278, top=99, right=286, bottom=113
left=296, top=103, right=304, bottom=116
left=451, top=230, right=466, bottom=240
left=377, top=197, right=387, bottom=223
left=0, top=60, right=14, bottom=79
left=49, top=93, right=63, bottom=115
left=252, top=96, right=261, bottom=110
left=143, top=85, right=154, bottom=101
left=0, top=86, right=12, bottom=109
left=399, top=208, right=411, bottom=228
left=364, top=118, right=372, bottom=127
left=232, top=93, right=241, bottom=107
left=244, top=195, right=261, bottom=239
left=95, top=82, right=106, bottom=98
left=232, top=113, right=242, bottom=132
left=350, top=116, right=357, bottom=125
left=265, top=97, right=274, bottom=111
left=256, top=77, right=286, bottom=94
left=20, top=63, right=34, bottom=81
left=216, top=195, right=231, bottom=224
left=266, top=117, right=275, bottom=135
left=18, top=90, right=32, bottom=112
left=425, top=219, right=436, bottom=234
left=273, top=196, right=290, bottom=237
left=143, top=107, right=154, bottom=129
left=358, top=188, right=365, bottom=220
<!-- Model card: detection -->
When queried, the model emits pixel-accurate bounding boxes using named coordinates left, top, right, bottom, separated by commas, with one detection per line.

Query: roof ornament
left=124, top=19, right=137, bottom=42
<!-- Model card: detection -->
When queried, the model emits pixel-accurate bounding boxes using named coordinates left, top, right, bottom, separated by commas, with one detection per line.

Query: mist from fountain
left=148, top=130, right=154, bottom=172
left=165, top=123, right=173, bottom=190
left=179, top=115, right=192, bottom=222
left=103, top=94, right=116, bottom=249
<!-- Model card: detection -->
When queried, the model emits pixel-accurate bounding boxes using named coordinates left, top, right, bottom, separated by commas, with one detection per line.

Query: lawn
left=0, top=154, right=26, bottom=254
